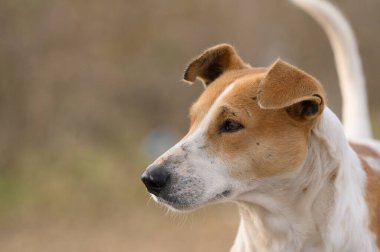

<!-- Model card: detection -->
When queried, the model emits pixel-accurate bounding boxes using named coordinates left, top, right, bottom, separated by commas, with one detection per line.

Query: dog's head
left=141, top=44, right=325, bottom=211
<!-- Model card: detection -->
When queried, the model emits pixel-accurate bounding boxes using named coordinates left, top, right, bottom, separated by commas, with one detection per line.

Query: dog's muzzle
left=141, top=164, right=170, bottom=196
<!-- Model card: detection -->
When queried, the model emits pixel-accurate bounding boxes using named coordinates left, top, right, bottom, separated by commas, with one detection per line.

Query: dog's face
left=142, top=44, right=325, bottom=211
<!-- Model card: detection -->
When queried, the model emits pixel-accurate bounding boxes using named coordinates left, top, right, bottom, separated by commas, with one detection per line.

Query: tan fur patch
left=184, top=44, right=250, bottom=86
left=351, top=143, right=380, bottom=247
left=189, top=67, right=320, bottom=179
left=205, top=76, right=313, bottom=178
left=188, top=68, right=266, bottom=134
left=258, top=59, right=325, bottom=110
left=361, top=159, right=380, bottom=248
left=187, top=53, right=327, bottom=180
left=351, top=143, right=380, bottom=160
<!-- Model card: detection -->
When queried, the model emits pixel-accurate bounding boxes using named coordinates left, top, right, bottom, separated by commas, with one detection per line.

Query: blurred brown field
left=0, top=0, right=379, bottom=251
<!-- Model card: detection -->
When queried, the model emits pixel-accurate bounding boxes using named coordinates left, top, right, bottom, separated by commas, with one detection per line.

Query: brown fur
left=204, top=75, right=313, bottom=178
left=188, top=68, right=265, bottom=134
left=184, top=44, right=380, bottom=243
left=351, top=143, right=380, bottom=160
left=185, top=45, right=326, bottom=179
left=183, top=44, right=250, bottom=86
left=258, top=59, right=325, bottom=111
left=351, top=142, right=380, bottom=247
left=143, top=41, right=380, bottom=250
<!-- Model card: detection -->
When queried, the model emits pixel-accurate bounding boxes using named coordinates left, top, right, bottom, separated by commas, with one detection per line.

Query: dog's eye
left=219, top=120, right=244, bottom=133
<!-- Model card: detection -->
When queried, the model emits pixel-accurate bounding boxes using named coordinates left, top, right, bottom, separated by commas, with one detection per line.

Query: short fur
left=141, top=0, right=380, bottom=251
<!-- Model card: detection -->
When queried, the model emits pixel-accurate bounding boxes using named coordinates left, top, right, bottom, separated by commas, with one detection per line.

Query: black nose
left=141, top=166, right=170, bottom=196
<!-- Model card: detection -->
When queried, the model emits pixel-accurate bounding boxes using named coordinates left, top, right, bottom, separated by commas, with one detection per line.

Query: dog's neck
left=231, top=108, right=378, bottom=252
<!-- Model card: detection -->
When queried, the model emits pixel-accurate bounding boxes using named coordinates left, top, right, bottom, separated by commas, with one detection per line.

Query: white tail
left=291, top=0, right=372, bottom=139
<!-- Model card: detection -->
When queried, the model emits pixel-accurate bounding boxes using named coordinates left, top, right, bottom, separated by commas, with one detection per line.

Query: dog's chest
left=232, top=204, right=327, bottom=252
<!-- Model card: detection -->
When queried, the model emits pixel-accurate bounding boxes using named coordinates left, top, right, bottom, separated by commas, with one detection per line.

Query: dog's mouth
left=152, top=195, right=194, bottom=211
left=142, top=162, right=235, bottom=211
left=212, top=189, right=232, bottom=200
left=151, top=189, right=233, bottom=211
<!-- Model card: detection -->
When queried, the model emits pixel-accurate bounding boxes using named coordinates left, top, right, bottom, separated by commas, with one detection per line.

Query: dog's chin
left=152, top=196, right=198, bottom=212
left=151, top=189, right=232, bottom=212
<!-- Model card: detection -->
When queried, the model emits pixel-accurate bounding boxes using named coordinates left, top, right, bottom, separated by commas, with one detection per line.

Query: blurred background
left=0, top=0, right=379, bottom=251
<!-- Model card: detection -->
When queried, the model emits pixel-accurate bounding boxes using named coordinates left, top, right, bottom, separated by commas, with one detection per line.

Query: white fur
left=149, top=82, right=241, bottom=209
left=229, top=1, right=380, bottom=249
left=231, top=108, right=378, bottom=251
left=144, top=1, right=379, bottom=251
left=291, top=0, right=372, bottom=140
left=312, top=109, right=376, bottom=251
left=148, top=76, right=379, bottom=251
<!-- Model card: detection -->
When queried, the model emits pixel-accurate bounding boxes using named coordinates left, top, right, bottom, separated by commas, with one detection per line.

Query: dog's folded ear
left=258, top=59, right=325, bottom=121
left=183, top=44, right=249, bottom=86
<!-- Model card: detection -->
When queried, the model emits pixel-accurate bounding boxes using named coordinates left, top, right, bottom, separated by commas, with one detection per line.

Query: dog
left=141, top=0, right=380, bottom=251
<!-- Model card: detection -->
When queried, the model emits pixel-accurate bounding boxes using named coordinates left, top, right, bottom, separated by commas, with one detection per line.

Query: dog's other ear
left=258, top=59, right=325, bottom=121
left=184, top=44, right=249, bottom=86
